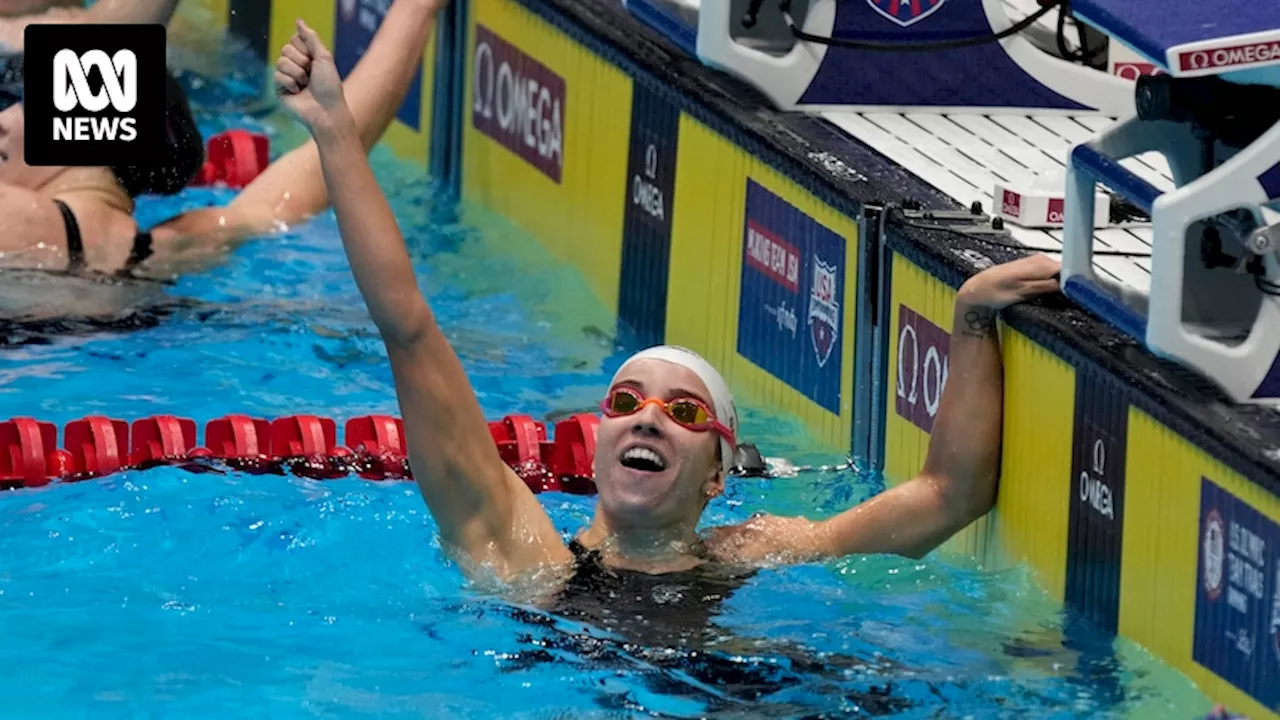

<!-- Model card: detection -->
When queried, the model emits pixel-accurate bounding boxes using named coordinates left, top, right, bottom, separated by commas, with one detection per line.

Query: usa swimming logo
left=808, top=255, right=839, bottom=367
left=737, top=179, right=845, bottom=414
left=867, top=0, right=947, bottom=27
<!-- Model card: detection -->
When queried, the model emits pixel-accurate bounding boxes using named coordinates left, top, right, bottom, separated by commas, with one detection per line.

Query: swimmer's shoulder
left=0, top=184, right=66, bottom=258
left=703, top=513, right=830, bottom=566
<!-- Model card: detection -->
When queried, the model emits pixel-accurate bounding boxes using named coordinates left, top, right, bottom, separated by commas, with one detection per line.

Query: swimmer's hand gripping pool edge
left=706, top=254, right=1062, bottom=562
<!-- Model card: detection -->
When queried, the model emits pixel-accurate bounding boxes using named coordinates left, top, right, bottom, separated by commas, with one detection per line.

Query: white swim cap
left=609, top=345, right=738, bottom=474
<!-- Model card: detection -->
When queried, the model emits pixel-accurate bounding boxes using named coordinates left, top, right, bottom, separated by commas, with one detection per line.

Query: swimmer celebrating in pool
left=0, top=0, right=446, bottom=320
left=277, top=21, right=1062, bottom=581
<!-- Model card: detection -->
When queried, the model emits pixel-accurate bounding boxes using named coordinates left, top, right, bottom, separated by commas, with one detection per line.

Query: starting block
left=1059, top=0, right=1280, bottom=404
left=629, top=0, right=1137, bottom=114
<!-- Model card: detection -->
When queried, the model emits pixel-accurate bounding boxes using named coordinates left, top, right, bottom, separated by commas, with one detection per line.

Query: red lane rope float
left=0, top=412, right=599, bottom=494
left=188, top=130, right=270, bottom=190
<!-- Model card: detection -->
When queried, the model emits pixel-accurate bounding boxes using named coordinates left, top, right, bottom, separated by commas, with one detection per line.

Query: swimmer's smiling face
left=593, top=358, right=725, bottom=530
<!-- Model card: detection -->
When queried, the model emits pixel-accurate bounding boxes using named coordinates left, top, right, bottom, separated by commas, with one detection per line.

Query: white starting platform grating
left=823, top=110, right=1169, bottom=293
left=664, top=0, right=1176, bottom=294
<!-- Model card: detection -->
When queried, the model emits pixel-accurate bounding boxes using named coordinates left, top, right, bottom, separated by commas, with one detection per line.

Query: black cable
left=1055, top=0, right=1106, bottom=65
left=787, top=0, right=1059, bottom=53
left=1256, top=275, right=1280, bottom=297
left=1109, top=196, right=1150, bottom=224
left=887, top=207, right=1154, bottom=257
left=1200, top=236, right=1280, bottom=296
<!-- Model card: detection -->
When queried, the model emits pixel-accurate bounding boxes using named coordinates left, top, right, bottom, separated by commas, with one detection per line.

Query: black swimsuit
left=502, top=540, right=915, bottom=714
left=545, top=538, right=754, bottom=649
left=51, top=198, right=156, bottom=278
left=0, top=201, right=175, bottom=335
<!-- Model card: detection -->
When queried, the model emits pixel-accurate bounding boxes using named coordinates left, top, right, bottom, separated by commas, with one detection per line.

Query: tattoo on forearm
left=960, top=308, right=997, bottom=340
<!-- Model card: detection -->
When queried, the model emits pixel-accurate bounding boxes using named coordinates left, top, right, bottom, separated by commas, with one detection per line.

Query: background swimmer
left=276, top=18, right=1065, bottom=587
left=0, top=0, right=445, bottom=321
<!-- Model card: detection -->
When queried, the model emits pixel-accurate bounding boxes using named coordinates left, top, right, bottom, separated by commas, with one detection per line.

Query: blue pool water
left=0, top=31, right=1217, bottom=720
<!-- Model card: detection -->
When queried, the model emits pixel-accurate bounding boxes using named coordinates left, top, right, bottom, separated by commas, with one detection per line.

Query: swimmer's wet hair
left=110, top=69, right=205, bottom=197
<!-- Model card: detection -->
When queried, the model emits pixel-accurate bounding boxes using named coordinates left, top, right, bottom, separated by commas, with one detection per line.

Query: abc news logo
left=53, top=49, right=139, bottom=141
left=24, top=24, right=165, bottom=167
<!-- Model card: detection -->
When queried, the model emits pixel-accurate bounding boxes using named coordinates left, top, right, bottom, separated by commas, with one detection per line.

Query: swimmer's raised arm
left=710, top=254, right=1062, bottom=563
left=72, top=0, right=183, bottom=25
left=152, top=0, right=443, bottom=265
left=277, top=20, right=572, bottom=580
left=0, top=0, right=182, bottom=50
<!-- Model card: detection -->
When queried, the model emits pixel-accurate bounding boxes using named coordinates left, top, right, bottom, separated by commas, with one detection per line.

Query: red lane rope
left=6, top=130, right=595, bottom=491
left=0, top=412, right=600, bottom=494
left=188, top=130, right=270, bottom=190
left=2, top=131, right=594, bottom=491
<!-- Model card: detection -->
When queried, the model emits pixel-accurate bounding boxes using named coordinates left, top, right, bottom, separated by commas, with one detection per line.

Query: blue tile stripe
left=617, top=80, right=680, bottom=348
